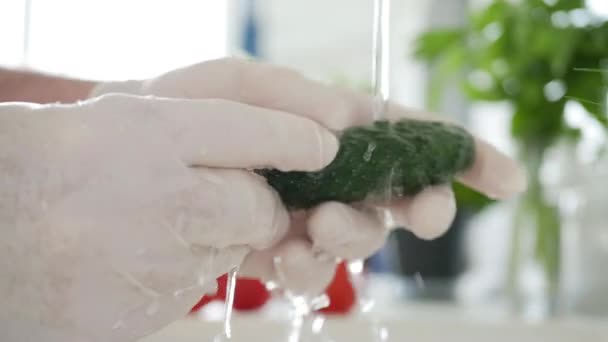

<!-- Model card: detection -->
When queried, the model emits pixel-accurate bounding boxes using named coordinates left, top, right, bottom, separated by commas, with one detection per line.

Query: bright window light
left=587, top=0, right=608, bottom=18
left=25, top=0, right=228, bottom=80
left=0, top=0, right=26, bottom=66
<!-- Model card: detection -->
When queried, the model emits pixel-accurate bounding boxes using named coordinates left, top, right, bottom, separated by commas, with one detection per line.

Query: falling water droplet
left=348, top=260, right=365, bottom=275
left=363, top=142, right=377, bottom=162
left=311, top=316, right=325, bottom=334
left=377, top=326, right=389, bottom=341
left=414, top=272, right=426, bottom=290
left=380, top=208, right=396, bottom=228
left=360, top=298, right=376, bottom=313
left=212, top=267, right=239, bottom=341
left=383, top=166, right=398, bottom=202
left=310, top=294, right=330, bottom=311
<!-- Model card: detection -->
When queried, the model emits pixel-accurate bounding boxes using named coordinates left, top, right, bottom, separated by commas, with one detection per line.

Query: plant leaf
left=413, top=29, right=465, bottom=61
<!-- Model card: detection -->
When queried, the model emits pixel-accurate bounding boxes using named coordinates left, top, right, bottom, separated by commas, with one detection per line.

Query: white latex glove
left=92, top=58, right=527, bottom=296
left=0, top=94, right=338, bottom=341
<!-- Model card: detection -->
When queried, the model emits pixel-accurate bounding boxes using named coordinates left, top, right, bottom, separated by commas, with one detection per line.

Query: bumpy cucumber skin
left=256, top=119, right=475, bottom=209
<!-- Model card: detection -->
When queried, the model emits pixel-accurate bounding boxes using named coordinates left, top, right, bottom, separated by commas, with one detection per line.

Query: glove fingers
left=307, top=202, right=388, bottom=260
left=238, top=211, right=308, bottom=281
left=380, top=185, right=457, bottom=240
left=167, top=168, right=289, bottom=250
left=381, top=101, right=526, bottom=200
left=143, top=58, right=367, bottom=131
left=158, top=58, right=450, bottom=131
left=94, top=94, right=338, bottom=172
left=240, top=237, right=337, bottom=297
left=101, top=62, right=526, bottom=201
left=381, top=102, right=526, bottom=199
left=239, top=248, right=278, bottom=283
left=456, top=138, right=527, bottom=199
left=272, top=238, right=337, bottom=296
left=154, top=96, right=339, bottom=172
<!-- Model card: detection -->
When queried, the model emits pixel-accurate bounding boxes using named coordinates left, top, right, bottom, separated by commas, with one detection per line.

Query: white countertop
left=141, top=302, right=608, bottom=342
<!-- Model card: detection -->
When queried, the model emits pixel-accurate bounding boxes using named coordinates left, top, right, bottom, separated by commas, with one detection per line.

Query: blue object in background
left=367, top=245, right=395, bottom=273
left=241, top=0, right=261, bottom=58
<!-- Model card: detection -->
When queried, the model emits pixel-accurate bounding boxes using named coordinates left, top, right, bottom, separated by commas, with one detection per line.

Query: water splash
left=363, top=142, right=377, bottom=162
left=195, top=245, right=219, bottom=295
left=114, top=270, right=162, bottom=320
left=414, top=272, right=426, bottom=290
left=374, top=325, right=390, bottom=342
left=115, top=271, right=161, bottom=299
left=348, top=260, right=365, bottom=274
left=265, top=280, right=279, bottom=291
left=371, top=0, right=391, bottom=120
left=273, top=256, right=333, bottom=342
left=213, top=267, right=239, bottom=341
left=353, top=3, right=394, bottom=340
left=224, top=267, right=239, bottom=338
left=173, top=285, right=199, bottom=299
left=311, top=316, right=326, bottom=334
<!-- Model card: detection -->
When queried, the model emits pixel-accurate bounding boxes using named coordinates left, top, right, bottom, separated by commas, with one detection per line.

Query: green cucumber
left=256, top=119, right=475, bottom=209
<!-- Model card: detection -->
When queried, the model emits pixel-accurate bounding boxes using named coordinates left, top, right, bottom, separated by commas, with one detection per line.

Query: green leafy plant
left=414, top=0, right=608, bottom=310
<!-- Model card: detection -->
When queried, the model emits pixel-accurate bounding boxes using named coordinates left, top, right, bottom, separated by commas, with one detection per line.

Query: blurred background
left=2, top=0, right=608, bottom=335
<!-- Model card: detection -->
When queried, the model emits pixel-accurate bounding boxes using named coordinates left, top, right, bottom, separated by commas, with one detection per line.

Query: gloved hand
left=92, top=58, right=527, bottom=297
left=0, top=94, right=338, bottom=341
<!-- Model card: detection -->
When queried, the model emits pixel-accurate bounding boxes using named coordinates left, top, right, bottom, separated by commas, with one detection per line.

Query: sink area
left=141, top=302, right=608, bottom=341
left=141, top=316, right=607, bottom=342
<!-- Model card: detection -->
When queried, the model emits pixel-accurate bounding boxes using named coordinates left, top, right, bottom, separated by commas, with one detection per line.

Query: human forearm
left=0, top=67, right=97, bottom=104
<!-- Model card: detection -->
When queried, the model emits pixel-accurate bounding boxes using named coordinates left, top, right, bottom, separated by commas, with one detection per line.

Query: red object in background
left=318, top=262, right=356, bottom=314
left=190, top=262, right=357, bottom=315
left=190, top=274, right=270, bottom=314
left=189, top=293, right=218, bottom=313
left=231, top=277, right=271, bottom=311
left=215, top=274, right=272, bottom=311
left=188, top=274, right=225, bottom=315
left=215, top=273, right=228, bottom=299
